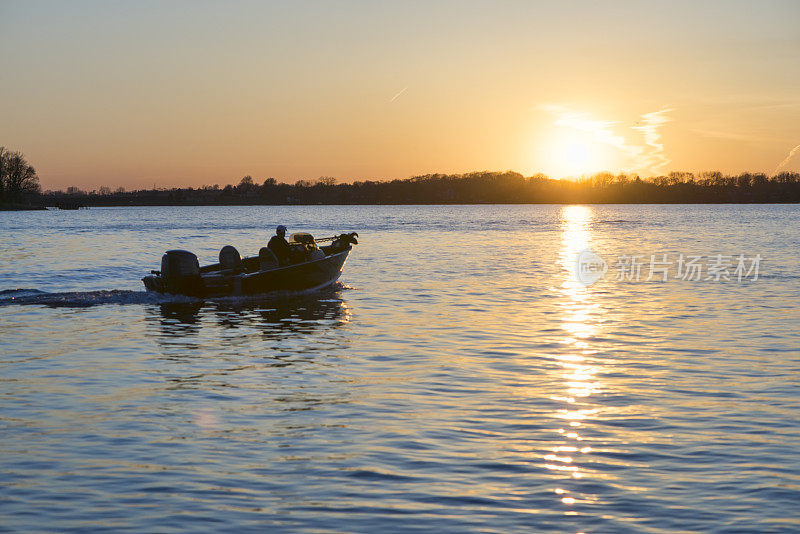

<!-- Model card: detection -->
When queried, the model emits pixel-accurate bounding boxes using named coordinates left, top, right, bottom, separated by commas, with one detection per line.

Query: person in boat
left=268, top=225, right=291, bottom=266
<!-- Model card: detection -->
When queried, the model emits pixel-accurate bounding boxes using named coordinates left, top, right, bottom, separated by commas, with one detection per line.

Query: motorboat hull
left=143, top=248, right=350, bottom=298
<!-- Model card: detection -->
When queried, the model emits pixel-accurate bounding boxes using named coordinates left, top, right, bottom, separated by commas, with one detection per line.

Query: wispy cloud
left=389, top=86, right=408, bottom=103
left=774, top=144, right=800, bottom=174
left=546, top=105, right=636, bottom=154
left=542, top=105, right=674, bottom=176
left=632, top=108, right=673, bottom=174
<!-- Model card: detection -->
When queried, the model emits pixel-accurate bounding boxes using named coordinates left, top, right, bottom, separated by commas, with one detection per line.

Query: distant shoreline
left=9, top=170, right=800, bottom=209
left=4, top=201, right=800, bottom=211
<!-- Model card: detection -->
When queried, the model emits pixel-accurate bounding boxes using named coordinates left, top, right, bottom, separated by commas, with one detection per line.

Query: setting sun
left=537, top=129, right=610, bottom=179
left=565, top=142, right=590, bottom=169
left=559, top=138, right=603, bottom=176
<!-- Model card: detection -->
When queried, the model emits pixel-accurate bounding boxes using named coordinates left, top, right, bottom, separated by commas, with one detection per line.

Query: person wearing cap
left=268, top=225, right=291, bottom=266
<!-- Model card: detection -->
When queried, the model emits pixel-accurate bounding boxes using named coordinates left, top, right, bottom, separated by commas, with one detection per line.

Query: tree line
left=40, top=170, right=800, bottom=206
left=0, top=147, right=41, bottom=208
left=4, top=147, right=800, bottom=207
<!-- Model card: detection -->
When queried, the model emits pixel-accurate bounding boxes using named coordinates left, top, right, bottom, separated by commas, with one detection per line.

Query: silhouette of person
left=268, top=225, right=291, bottom=266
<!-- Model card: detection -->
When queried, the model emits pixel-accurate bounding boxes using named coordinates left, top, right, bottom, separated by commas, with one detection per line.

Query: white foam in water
left=0, top=282, right=354, bottom=308
left=0, top=288, right=47, bottom=300
left=0, top=288, right=194, bottom=307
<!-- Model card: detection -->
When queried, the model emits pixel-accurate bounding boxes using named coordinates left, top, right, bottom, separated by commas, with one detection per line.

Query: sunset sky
left=1, top=0, right=799, bottom=190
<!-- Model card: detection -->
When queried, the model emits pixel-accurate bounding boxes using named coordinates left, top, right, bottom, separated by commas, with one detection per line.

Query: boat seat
left=219, top=245, right=242, bottom=271
left=259, top=247, right=279, bottom=271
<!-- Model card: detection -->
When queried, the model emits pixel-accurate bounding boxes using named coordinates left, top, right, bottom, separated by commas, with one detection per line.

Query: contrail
left=774, top=144, right=800, bottom=174
left=389, top=86, right=408, bottom=103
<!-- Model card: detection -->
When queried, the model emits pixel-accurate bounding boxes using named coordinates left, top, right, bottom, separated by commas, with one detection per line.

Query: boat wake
left=0, top=282, right=355, bottom=308
left=0, top=288, right=192, bottom=307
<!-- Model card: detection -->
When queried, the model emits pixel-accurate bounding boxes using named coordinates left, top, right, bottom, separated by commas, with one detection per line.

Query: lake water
left=1, top=205, right=799, bottom=533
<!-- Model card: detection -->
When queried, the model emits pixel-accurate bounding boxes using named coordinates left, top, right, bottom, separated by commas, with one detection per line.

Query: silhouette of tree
left=316, top=176, right=337, bottom=186
left=236, top=175, right=257, bottom=195
left=0, top=148, right=40, bottom=203
left=20, top=167, right=800, bottom=208
left=0, top=147, right=7, bottom=203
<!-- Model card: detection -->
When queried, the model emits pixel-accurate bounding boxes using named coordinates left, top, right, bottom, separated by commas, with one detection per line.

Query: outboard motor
left=330, top=232, right=359, bottom=253
left=290, top=232, right=316, bottom=245
left=288, top=232, right=318, bottom=264
left=160, top=250, right=202, bottom=296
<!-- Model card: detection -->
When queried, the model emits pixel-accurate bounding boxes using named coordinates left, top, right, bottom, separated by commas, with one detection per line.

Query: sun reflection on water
left=545, top=205, right=605, bottom=509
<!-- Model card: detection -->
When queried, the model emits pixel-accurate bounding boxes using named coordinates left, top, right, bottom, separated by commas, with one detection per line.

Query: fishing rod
left=311, top=232, right=359, bottom=243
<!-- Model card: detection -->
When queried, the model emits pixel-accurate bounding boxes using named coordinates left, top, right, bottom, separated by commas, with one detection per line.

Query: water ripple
left=1, top=205, right=799, bottom=532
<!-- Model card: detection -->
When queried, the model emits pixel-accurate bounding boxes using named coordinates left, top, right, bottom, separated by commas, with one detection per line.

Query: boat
left=142, top=232, right=358, bottom=297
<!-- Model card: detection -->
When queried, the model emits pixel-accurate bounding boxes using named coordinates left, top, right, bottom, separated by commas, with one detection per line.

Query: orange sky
left=1, top=1, right=799, bottom=190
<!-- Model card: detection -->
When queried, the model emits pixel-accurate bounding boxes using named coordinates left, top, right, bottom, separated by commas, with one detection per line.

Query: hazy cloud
left=774, top=144, right=800, bottom=174
left=692, top=129, right=762, bottom=143
left=632, top=108, right=673, bottom=175
left=543, top=105, right=674, bottom=176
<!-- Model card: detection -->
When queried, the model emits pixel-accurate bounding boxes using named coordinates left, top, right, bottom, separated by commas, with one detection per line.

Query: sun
left=536, top=133, right=606, bottom=178
left=529, top=113, right=617, bottom=179
left=565, top=142, right=590, bottom=169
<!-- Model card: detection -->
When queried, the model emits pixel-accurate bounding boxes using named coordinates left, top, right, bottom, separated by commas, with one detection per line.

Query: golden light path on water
left=547, top=206, right=604, bottom=512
